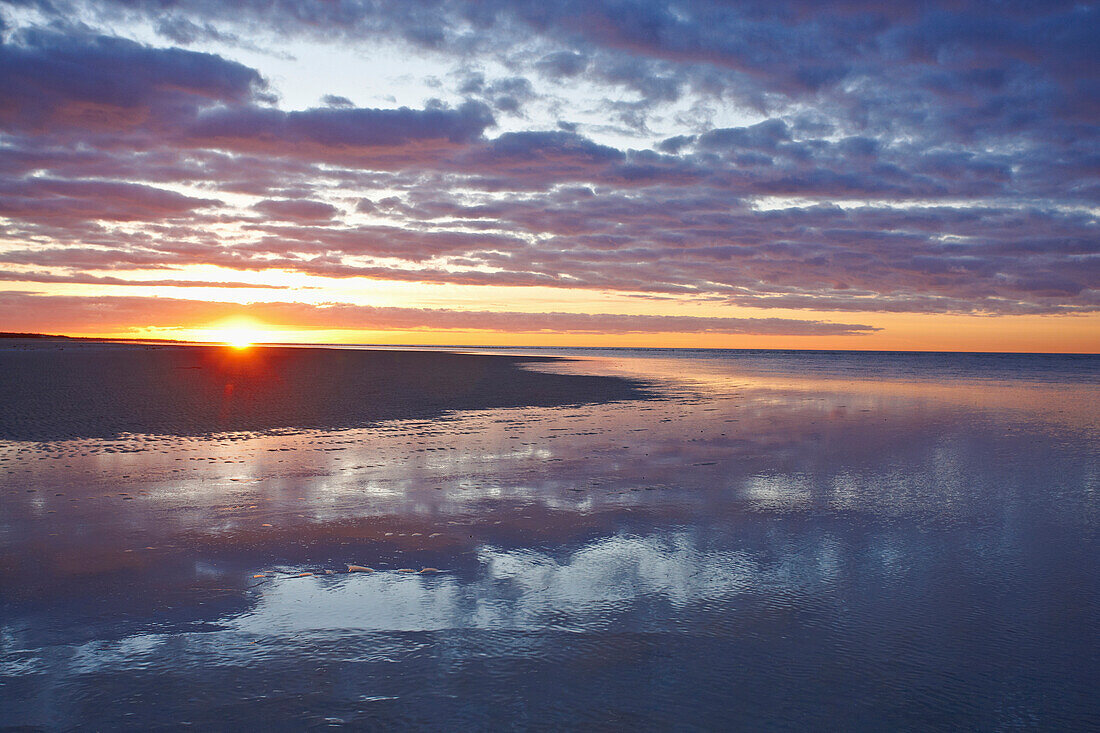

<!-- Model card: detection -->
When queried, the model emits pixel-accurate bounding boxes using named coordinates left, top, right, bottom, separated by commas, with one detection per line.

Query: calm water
left=1, top=349, right=1098, bottom=730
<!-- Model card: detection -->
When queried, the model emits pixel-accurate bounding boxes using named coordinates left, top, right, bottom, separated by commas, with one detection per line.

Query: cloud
left=0, top=1, right=1096, bottom=335
left=0, top=27, right=266, bottom=136
left=457, top=73, right=535, bottom=113
left=535, top=51, right=588, bottom=78
left=321, top=94, right=355, bottom=108
left=0, top=271, right=296, bottom=289
left=0, top=292, right=878, bottom=336
left=0, top=178, right=219, bottom=224
left=252, top=199, right=339, bottom=221
left=2, top=190, right=1096, bottom=315
left=184, top=101, right=495, bottom=159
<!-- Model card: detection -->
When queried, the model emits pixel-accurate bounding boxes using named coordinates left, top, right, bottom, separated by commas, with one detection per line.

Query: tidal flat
left=1, top=343, right=1097, bottom=730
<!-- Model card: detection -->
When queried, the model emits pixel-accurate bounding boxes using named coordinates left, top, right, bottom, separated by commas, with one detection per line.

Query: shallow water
left=1, top=349, right=1098, bottom=730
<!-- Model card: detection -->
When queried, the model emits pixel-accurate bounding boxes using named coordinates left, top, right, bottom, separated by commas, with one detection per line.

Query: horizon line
left=3, top=332, right=1097, bottom=357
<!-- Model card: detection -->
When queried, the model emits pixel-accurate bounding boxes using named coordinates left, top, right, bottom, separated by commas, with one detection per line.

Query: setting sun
left=223, top=331, right=253, bottom=349
left=199, top=319, right=270, bottom=349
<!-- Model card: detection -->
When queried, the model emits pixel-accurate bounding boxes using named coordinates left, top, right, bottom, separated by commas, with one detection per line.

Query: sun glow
left=199, top=319, right=270, bottom=349
left=223, top=330, right=254, bottom=349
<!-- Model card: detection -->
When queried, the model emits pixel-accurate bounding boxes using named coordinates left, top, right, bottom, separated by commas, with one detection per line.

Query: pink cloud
left=0, top=292, right=878, bottom=336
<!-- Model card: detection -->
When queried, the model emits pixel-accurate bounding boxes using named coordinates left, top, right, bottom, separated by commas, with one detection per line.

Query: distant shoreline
left=0, top=332, right=196, bottom=345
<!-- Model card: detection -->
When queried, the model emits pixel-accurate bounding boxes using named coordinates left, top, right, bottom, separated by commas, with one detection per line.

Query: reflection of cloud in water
left=227, top=533, right=754, bottom=634
left=220, top=529, right=856, bottom=639
left=745, top=472, right=816, bottom=509
left=479, top=535, right=758, bottom=617
left=22, top=528, right=828, bottom=680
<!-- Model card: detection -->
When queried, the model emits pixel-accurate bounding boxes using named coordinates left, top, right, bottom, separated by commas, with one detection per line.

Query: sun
left=200, top=318, right=269, bottom=349
left=221, top=329, right=255, bottom=349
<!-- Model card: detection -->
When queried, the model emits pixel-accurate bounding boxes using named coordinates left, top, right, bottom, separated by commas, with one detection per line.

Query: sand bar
left=0, top=340, right=651, bottom=441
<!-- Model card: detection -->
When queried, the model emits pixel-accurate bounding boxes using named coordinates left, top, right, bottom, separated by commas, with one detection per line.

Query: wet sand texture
left=0, top=342, right=650, bottom=440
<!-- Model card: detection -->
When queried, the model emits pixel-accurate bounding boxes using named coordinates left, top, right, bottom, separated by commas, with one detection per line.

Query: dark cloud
left=184, top=100, right=495, bottom=157
left=0, top=178, right=219, bottom=224
left=16, top=1, right=1096, bottom=125
left=154, top=16, right=238, bottom=46
left=535, top=51, right=588, bottom=79
left=458, top=73, right=535, bottom=113
left=698, top=119, right=790, bottom=152
left=0, top=27, right=266, bottom=135
left=321, top=94, right=355, bottom=108
left=461, top=130, right=624, bottom=177
left=252, top=198, right=339, bottom=221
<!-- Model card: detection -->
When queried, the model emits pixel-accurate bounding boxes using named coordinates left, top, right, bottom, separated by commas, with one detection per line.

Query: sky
left=0, top=0, right=1097, bottom=352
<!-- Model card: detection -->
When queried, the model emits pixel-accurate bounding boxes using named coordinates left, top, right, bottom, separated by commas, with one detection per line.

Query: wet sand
left=0, top=340, right=651, bottom=441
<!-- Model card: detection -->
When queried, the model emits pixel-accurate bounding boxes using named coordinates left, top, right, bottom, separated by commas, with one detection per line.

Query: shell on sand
left=397, top=568, right=417, bottom=573
left=346, top=564, right=374, bottom=573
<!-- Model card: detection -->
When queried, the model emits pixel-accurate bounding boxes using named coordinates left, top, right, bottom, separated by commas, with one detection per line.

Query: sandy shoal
left=0, top=341, right=651, bottom=441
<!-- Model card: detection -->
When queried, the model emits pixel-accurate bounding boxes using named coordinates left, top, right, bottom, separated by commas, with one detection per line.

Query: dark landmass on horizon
left=1, top=331, right=194, bottom=344
left=0, top=340, right=652, bottom=441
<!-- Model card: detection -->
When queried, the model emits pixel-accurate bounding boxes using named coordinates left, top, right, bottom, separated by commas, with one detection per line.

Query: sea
left=1, top=347, right=1097, bottom=730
